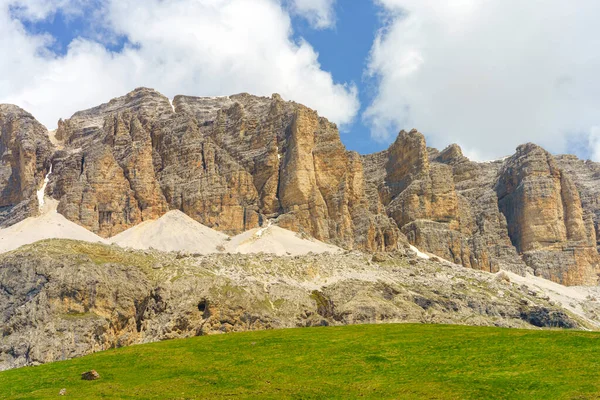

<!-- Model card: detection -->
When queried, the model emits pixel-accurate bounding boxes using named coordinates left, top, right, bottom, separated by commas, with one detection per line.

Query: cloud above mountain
left=365, top=0, right=600, bottom=160
left=2, top=0, right=600, bottom=162
left=0, top=0, right=358, bottom=130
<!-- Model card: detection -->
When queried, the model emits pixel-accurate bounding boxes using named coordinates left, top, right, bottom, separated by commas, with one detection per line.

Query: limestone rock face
left=363, top=130, right=526, bottom=275
left=554, top=155, right=600, bottom=252
left=4, top=88, right=600, bottom=285
left=0, top=105, right=53, bottom=226
left=496, top=144, right=599, bottom=285
left=46, top=88, right=400, bottom=250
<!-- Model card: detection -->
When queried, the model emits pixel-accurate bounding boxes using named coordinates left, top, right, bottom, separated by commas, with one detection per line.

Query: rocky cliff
left=0, top=105, right=53, bottom=226
left=363, top=131, right=527, bottom=276
left=1, top=88, right=600, bottom=285
left=496, top=144, right=599, bottom=285
left=47, top=88, right=400, bottom=251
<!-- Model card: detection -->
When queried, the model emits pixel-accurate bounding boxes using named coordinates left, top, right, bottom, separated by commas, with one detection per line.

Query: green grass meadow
left=1, top=324, right=600, bottom=399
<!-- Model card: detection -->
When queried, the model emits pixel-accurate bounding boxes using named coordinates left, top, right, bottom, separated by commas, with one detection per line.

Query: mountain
left=1, top=88, right=599, bottom=285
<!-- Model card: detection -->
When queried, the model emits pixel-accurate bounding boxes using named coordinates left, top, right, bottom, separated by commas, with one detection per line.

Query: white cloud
left=587, top=126, right=600, bottom=162
left=0, top=0, right=358, bottom=130
left=365, top=0, right=600, bottom=161
left=289, top=0, right=336, bottom=29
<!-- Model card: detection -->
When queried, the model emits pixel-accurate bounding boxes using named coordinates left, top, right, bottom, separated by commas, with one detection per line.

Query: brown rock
left=3, top=88, right=600, bottom=285
left=363, top=130, right=525, bottom=275
left=81, top=370, right=100, bottom=380
left=0, top=104, right=53, bottom=226
left=496, top=143, right=599, bottom=285
left=46, top=88, right=400, bottom=251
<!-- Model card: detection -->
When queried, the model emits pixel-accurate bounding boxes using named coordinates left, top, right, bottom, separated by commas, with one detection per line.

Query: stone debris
left=0, top=199, right=107, bottom=253
left=109, top=210, right=228, bottom=254
left=2, top=240, right=599, bottom=371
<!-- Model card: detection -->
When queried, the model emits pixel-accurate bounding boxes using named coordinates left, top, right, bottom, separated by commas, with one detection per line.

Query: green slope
left=1, top=324, right=600, bottom=399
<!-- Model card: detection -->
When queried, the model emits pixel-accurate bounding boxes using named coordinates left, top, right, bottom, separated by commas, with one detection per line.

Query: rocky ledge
left=2, top=239, right=599, bottom=371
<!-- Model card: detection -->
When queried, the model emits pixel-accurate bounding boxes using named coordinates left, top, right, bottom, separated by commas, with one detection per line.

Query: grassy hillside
left=1, top=324, right=600, bottom=399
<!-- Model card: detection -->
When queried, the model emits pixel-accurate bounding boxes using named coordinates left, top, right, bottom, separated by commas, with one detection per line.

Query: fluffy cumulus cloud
left=289, top=0, right=336, bottom=29
left=0, top=0, right=358, bottom=130
left=365, top=0, right=600, bottom=160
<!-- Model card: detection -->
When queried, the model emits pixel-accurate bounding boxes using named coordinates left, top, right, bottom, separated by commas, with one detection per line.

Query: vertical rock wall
left=0, top=105, right=53, bottom=227
left=2, top=89, right=600, bottom=285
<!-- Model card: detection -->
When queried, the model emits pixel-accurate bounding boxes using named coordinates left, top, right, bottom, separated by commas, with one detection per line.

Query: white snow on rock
left=0, top=199, right=107, bottom=253
left=36, top=164, right=52, bottom=211
left=169, top=98, right=176, bottom=113
left=224, top=224, right=342, bottom=256
left=481, top=155, right=510, bottom=164
left=110, top=210, right=228, bottom=254
left=500, top=270, right=600, bottom=329
left=410, top=245, right=431, bottom=260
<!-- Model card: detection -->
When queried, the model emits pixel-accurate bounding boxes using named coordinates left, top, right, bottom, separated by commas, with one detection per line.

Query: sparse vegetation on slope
left=1, top=324, right=600, bottom=399
left=3, top=239, right=600, bottom=371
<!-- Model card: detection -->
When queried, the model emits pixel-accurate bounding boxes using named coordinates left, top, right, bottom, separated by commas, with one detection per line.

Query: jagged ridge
left=1, top=88, right=599, bottom=285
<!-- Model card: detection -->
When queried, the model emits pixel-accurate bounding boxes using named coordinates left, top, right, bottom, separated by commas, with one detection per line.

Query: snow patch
left=169, top=98, right=176, bottom=113
left=501, top=270, right=600, bottom=329
left=256, top=219, right=273, bottom=237
left=410, top=245, right=430, bottom=260
left=481, top=155, right=510, bottom=164
left=36, top=164, right=52, bottom=210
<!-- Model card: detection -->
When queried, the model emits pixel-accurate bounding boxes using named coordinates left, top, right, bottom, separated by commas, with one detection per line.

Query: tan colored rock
left=4, top=89, right=599, bottom=285
left=278, top=108, right=328, bottom=240
left=46, top=88, right=400, bottom=251
left=363, top=130, right=519, bottom=273
left=0, top=104, right=53, bottom=226
left=81, top=370, right=100, bottom=380
left=554, top=154, right=600, bottom=252
left=497, top=143, right=599, bottom=285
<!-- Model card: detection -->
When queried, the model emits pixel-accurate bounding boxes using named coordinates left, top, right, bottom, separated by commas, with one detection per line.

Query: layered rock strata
left=497, top=144, right=599, bottom=285
left=1, top=88, right=600, bottom=285
left=363, top=130, right=527, bottom=275
left=46, top=89, right=400, bottom=250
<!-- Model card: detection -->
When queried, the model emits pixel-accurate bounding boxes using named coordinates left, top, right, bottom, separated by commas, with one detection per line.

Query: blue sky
left=1, top=0, right=600, bottom=161
left=17, top=0, right=385, bottom=154
left=291, top=1, right=383, bottom=154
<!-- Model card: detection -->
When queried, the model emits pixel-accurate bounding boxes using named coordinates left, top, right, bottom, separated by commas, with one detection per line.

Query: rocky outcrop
left=554, top=155, right=600, bottom=252
left=1, top=240, right=594, bottom=371
left=46, top=88, right=400, bottom=250
left=0, top=105, right=53, bottom=227
left=362, top=132, right=600, bottom=286
left=363, top=130, right=526, bottom=275
left=497, top=144, right=599, bottom=285
left=2, top=88, right=600, bottom=285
